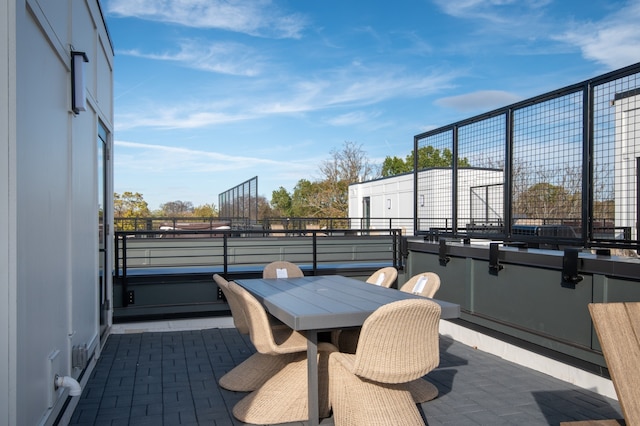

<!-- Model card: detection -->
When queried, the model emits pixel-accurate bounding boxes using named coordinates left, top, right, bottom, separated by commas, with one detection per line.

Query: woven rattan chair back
left=213, top=274, right=249, bottom=334
left=365, top=266, right=398, bottom=288
left=228, top=281, right=307, bottom=355
left=399, top=272, right=441, bottom=298
left=263, top=261, right=304, bottom=279
left=353, top=298, right=441, bottom=384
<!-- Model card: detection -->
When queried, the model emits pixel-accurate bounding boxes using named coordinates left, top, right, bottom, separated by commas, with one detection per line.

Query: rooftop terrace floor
left=69, top=319, right=623, bottom=426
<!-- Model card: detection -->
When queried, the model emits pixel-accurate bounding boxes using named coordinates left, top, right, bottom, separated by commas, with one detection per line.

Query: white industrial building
left=613, top=89, right=640, bottom=240
left=1, top=1, right=113, bottom=424
left=349, top=168, right=504, bottom=235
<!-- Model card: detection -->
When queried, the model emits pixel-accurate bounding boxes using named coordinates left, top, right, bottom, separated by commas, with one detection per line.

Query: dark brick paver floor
left=69, top=326, right=622, bottom=425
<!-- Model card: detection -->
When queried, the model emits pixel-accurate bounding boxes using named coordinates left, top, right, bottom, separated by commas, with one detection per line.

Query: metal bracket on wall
left=561, top=248, right=583, bottom=288
left=489, top=243, right=503, bottom=275
left=439, top=239, right=450, bottom=266
left=400, top=236, right=409, bottom=259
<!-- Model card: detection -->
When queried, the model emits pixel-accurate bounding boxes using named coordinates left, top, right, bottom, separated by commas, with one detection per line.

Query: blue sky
left=104, top=0, right=640, bottom=211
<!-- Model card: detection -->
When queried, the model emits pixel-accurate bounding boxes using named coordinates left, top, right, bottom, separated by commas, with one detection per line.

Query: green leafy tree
left=114, top=192, right=150, bottom=217
left=270, top=186, right=293, bottom=217
left=114, top=192, right=151, bottom=230
left=270, top=141, right=376, bottom=219
left=381, top=146, right=471, bottom=177
left=193, top=203, right=218, bottom=217
left=290, top=179, right=318, bottom=217
left=381, top=156, right=411, bottom=176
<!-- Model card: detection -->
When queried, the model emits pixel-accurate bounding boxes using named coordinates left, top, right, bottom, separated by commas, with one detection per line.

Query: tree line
left=116, top=141, right=457, bottom=220
left=115, top=140, right=611, bottom=225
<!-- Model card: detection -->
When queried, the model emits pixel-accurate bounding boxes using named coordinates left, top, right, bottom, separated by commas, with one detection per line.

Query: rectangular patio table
left=235, top=274, right=460, bottom=426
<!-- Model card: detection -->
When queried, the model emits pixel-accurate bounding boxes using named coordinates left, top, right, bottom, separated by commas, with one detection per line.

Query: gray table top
left=235, top=275, right=460, bottom=331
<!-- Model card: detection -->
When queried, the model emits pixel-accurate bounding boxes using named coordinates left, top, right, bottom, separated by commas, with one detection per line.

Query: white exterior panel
left=1, top=0, right=18, bottom=424
left=2, top=1, right=113, bottom=424
left=350, top=169, right=504, bottom=235
left=614, top=92, right=640, bottom=240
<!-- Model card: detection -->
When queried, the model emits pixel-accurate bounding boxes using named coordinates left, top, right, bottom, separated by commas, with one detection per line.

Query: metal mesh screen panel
left=458, top=115, right=506, bottom=236
left=413, top=64, right=640, bottom=250
left=511, top=92, right=584, bottom=235
left=218, top=176, right=258, bottom=222
left=593, top=75, right=640, bottom=242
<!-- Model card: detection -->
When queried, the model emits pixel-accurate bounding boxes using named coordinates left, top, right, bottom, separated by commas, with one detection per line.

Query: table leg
left=307, top=330, right=319, bottom=426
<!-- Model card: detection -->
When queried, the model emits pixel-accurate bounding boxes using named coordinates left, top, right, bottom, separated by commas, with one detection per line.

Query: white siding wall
left=1, top=1, right=113, bottom=424
left=1, top=1, right=18, bottom=425
left=614, top=93, right=640, bottom=240
left=349, top=169, right=504, bottom=233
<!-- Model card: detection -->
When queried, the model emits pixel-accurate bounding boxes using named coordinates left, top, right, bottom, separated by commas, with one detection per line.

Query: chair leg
left=406, top=377, right=439, bottom=403
left=329, top=356, right=425, bottom=426
left=219, top=352, right=296, bottom=392
left=233, top=349, right=333, bottom=424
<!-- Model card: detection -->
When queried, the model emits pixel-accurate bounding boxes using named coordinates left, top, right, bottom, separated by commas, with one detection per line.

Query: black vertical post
left=223, top=234, right=228, bottom=276
left=413, top=135, right=419, bottom=235
left=504, top=109, right=513, bottom=238
left=452, top=126, right=458, bottom=238
left=583, top=82, right=593, bottom=246
left=636, top=157, right=640, bottom=249
left=312, top=234, right=318, bottom=275
left=121, top=236, right=129, bottom=307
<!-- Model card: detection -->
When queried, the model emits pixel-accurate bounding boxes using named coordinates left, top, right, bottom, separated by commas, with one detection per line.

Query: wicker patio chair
left=561, top=302, right=640, bottom=425
left=263, top=260, right=304, bottom=279
left=333, top=267, right=398, bottom=352
left=329, top=298, right=441, bottom=426
left=400, top=272, right=441, bottom=298
left=213, top=274, right=292, bottom=392
left=228, top=281, right=336, bottom=424
left=269, top=223, right=286, bottom=236
left=335, top=268, right=421, bottom=351
left=365, top=266, right=398, bottom=288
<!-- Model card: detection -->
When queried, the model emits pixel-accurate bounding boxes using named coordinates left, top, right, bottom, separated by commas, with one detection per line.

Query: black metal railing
left=114, top=228, right=404, bottom=307
left=114, top=216, right=415, bottom=233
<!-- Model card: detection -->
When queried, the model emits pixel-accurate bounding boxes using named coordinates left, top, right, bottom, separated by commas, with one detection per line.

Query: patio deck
left=69, top=320, right=622, bottom=426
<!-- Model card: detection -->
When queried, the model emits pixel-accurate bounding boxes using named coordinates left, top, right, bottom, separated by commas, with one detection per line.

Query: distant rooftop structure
left=218, top=176, right=258, bottom=222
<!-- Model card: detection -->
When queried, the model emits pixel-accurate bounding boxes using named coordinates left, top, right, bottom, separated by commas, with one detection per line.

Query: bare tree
left=160, top=200, right=194, bottom=216
left=319, top=141, right=376, bottom=184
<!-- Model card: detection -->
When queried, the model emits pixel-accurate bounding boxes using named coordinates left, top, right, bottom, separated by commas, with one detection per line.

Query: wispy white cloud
left=435, top=90, right=522, bottom=112
left=115, top=140, right=287, bottom=173
left=118, top=40, right=264, bottom=76
left=395, top=31, right=433, bottom=56
left=435, top=0, right=640, bottom=69
left=106, top=0, right=308, bottom=39
left=115, top=65, right=459, bottom=130
left=433, top=0, right=551, bottom=24
left=326, top=111, right=381, bottom=127
left=115, top=109, right=252, bottom=131
left=555, top=1, right=640, bottom=69
left=255, top=66, right=458, bottom=115
left=114, top=140, right=320, bottom=205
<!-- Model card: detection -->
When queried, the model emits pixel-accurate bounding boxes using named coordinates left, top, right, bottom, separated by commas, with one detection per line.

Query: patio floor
left=69, top=322, right=622, bottom=426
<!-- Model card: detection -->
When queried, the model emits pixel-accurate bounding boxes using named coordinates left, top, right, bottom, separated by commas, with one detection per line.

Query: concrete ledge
left=110, top=316, right=234, bottom=334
